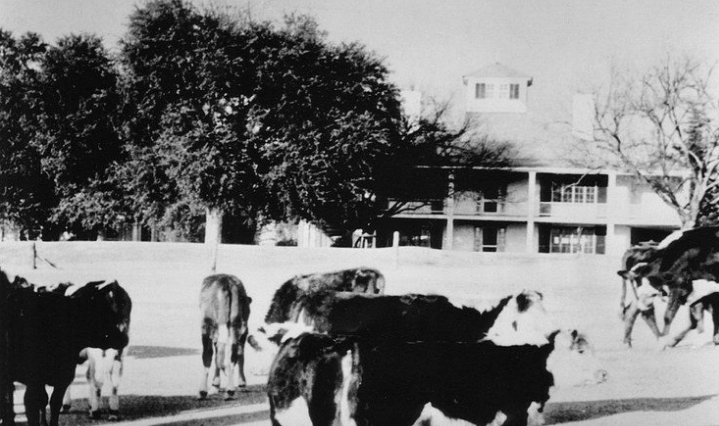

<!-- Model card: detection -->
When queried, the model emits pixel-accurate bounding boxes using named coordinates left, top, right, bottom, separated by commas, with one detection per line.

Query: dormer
left=463, top=63, right=532, bottom=114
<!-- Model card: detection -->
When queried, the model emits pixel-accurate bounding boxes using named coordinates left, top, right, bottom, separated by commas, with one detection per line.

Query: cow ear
left=617, top=270, right=629, bottom=278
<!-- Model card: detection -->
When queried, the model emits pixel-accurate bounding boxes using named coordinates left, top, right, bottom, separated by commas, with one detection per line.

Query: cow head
left=547, top=329, right=608, bottom=388
left=352, top=269, right=385, bottom=294
left=71, top=281, right=132, bottom=350
left=485, top=290, right=559, bottom=346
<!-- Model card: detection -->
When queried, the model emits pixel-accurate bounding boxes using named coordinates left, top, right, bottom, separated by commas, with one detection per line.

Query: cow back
left=297, top=292, right=512, bottom=343
left=201, top=274, right=251, bottom=327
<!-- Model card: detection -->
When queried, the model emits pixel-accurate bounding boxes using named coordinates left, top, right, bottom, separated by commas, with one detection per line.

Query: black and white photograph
left=1, top=1, right=719, bottom=425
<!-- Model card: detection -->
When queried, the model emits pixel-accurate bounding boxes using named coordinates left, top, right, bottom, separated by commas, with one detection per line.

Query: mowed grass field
left=1, top=241, right=718, bottom=425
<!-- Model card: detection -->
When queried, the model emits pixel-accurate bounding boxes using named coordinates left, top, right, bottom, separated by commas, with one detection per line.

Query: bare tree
left=592, top=55, right=719, bottom=229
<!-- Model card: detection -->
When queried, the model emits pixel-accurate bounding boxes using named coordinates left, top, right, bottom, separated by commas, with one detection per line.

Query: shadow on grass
left=544, top=394, right=716, bottom=424
left=56, top=384, right=268, bottom=425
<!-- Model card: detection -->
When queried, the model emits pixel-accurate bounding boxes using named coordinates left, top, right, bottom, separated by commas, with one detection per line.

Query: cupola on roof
left=463, top=62, right=531, bottom=80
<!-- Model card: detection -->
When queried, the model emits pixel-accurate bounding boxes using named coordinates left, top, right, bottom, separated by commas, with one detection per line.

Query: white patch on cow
left=485, top=292, right=558, bottom=346
left=337, top=350, right=358, bottom=426
left=657, top=229, right=684, bottom=249
left=217, top=324, right=230, bottom=344
left=687, top=279, right=719, bottom=306
left=273, top=397, right=312, bottom=426
left=411, top=403, right=475, bottom=426
left=635, top=281, right=661, bottom=311
left=96, top=280, right=113, bottom=290
left=546, top=330, right=608, bottom=388
left=527, top=402, right=545, bottom=426
left=444, top=295, right=500, bottom=313
left=64, top=284, right=81, bottom=296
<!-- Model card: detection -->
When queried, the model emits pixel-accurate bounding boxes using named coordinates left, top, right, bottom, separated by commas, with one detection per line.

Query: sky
left=1, top=0, right=718, bottom=118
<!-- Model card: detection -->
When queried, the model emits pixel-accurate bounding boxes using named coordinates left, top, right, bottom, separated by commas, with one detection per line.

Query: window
left=550, top=183, right=599, bottom=204
left=499, top=84, right=509, bottom=98
left=549, top=227, right=597, bottom=254
left=510, top=84, right=520, bottom=99
left=476, top=186, right=506, bottom=214
left=474, top=226, right=506, bottom=252
left=475, top=83, right=486, bottom=99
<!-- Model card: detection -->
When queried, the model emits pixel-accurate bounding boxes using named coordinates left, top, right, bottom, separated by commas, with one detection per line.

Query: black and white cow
left=0, top=270, right=131, bottom=426
left=268, top=328, right=603, bottom=426
left=616, top=241, right=665, bottom=347
left=259, top=290, right=551, bottom=348
left=50, top=281, right=132, bottom=420
left=199, top=273, right=253, bottom=400
left=621, top=226, right=719, bottom=347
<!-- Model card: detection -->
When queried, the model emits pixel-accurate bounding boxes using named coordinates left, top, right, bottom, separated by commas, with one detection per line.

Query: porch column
left=605, top=171, right=617, bottom=255
left=445, top=172, right=455, bottom=250
left=526, top=171, right=537, bottom=253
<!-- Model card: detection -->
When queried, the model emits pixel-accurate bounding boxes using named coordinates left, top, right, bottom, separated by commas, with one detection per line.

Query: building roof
left=463, top=62, right=531, bottom=80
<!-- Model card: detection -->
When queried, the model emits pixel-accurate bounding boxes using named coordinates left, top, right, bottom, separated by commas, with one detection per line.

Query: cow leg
left=690, top=303, right=705, bottom=334
left=232, top=330, right=249, bottom=390
left=1, top=383, right=15, bottom=426
left=61, top=387, right=71, bottom=413
left=108, top=350, right=123, bottom=420
left=23, top=385, right=47, bottom=426
left=48, top=385, right=69, bottom=426
left=710, top=303, right=719, bottom=345
left=639, top=308, right=662, bottom=338
left=85, top=349, right=103, bottom=419
left=215, top=341, right=235, bottom=399
left=199, top=332, right=213, bottom=400
left=622, top=301, right=641, bottom=347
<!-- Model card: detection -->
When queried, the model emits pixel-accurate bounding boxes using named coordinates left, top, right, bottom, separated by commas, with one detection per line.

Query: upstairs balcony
left=538, top=202, right=608, bottom=221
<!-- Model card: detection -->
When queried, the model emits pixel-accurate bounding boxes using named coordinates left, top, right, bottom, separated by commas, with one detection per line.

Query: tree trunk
left=205, top=207, right=224, bottom=274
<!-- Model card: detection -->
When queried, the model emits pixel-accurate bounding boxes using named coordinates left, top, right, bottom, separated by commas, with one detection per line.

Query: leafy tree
left=34, top=34, right=125, bottom=238
left=119, top=0, right=265, bottom=245
left=0, top=30, right=54, bottom=239
left=591, top=55, right=719, bottom=229
left=0, top=31, right=125, bottom=240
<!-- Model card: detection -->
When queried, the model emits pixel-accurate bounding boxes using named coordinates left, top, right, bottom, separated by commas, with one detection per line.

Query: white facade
left=380, top=63, right=682, bottom=255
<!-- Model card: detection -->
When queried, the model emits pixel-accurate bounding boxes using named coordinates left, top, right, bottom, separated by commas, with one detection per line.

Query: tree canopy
left=0, top=0, right=511, bottom=242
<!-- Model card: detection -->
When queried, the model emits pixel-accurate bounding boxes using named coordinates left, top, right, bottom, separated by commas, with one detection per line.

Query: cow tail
left=229, top=284, right=244, bottom=341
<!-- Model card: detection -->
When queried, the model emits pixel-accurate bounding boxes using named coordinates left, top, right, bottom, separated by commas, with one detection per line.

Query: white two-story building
left=375, top=63, right=680, bottom=255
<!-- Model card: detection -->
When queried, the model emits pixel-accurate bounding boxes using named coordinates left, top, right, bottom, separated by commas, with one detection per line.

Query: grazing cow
left=199, top=274, right=253, bottom=400
left=267, top=328, right=604, bottom=426
left=263, top=267, right=385, bottom=324
left=256, top=290, right=555, bottom=351
left=616, top=241, right=665, bottom=347
left=0, top=270, right=131, bottom=426
left=53, top=281, right=132, bottom=420
left=624, top=226, right=719, bottom=347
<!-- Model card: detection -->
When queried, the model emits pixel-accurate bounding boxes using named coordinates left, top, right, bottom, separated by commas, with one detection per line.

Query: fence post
left=393, top=231, right=400, bottom=269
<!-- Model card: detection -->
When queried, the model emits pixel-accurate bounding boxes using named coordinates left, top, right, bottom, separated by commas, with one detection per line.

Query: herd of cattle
left=1, top=225, right=719, bottom=426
